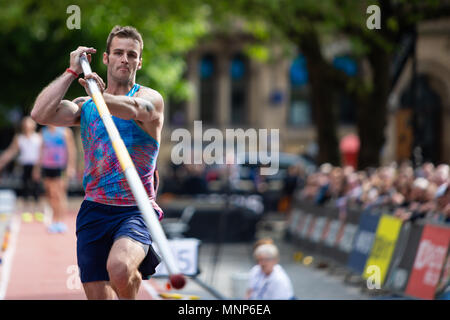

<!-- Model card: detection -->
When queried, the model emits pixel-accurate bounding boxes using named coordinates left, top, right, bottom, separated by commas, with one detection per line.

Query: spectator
left=246, top=243, right=295, bottom=300
left=279, top=165, right=301, bottom=213
left=0, top=116, right=43, bottom=219
left=296, top=161, right=448, bottom=224
left=314, top=163, right=332, bottom=205
left=435, top=183, right=450, bottom=223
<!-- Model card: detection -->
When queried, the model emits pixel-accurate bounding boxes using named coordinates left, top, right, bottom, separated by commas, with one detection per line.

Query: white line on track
left=0, top=213, right=21, bottom=300
left=141, top=280, right=162, bottom=300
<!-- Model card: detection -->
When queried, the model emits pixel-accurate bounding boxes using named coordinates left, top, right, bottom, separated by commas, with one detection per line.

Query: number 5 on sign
left=154, top=239, right=201, bottom=277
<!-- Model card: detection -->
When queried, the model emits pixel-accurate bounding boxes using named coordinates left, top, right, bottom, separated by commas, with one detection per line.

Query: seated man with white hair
left=246, top=243, right=295, bottom=300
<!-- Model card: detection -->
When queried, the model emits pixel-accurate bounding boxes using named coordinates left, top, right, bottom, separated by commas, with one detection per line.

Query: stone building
left=157, top=34, right=359, bottom=176
left=157, top=18, right=450, bottom=177
left=385, top=18, right=450, bottom=166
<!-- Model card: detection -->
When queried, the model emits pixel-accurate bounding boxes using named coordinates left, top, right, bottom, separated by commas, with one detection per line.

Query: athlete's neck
left=104, top=79, right=135, bottom=96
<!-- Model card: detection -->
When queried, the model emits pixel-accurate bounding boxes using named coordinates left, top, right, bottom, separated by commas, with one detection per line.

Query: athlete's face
left=104, top=37, right=142, bottom=83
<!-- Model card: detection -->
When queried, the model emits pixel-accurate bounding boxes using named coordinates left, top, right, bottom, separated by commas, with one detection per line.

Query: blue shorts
left=76, top=200, right=161, bottom=283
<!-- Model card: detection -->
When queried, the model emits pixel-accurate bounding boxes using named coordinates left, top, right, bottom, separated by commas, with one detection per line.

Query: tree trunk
left=356, top=47, right=391, bottom=169
left=299, top=33, right=340, bottom=166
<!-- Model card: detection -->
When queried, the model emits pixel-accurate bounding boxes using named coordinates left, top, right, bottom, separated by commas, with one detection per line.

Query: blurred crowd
left=297, top=162, right=450, bottom=224
left=157, top=159, right=450, bottom=225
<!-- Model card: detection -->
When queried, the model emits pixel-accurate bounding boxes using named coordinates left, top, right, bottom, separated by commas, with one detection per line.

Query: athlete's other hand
left=78, top=72, right=106, bottom=96
left=69, top=46, right=96, bottom=75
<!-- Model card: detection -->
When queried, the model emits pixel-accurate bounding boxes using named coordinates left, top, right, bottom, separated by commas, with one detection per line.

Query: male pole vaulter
left=31, top=25, right=165, bottom=300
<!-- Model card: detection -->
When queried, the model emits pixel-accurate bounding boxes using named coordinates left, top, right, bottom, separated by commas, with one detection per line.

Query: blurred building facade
left=158, top=36, right=358, bottom=176
left=156, top=18, right=450, bottom=176
left=385, top=18, right=450, bottom=166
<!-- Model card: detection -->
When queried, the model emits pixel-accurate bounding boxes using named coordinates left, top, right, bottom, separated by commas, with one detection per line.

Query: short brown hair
left=106, top=25, right=143, bottom=58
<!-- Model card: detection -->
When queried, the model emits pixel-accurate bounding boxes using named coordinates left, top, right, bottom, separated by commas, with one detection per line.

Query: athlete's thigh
left=83, top=281, right=116, bottom=300
left=107, top=237, right=146, bottom=271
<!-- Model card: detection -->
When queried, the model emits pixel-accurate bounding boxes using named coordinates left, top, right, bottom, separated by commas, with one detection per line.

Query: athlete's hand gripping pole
left=79, top=53, right=186, bottom=289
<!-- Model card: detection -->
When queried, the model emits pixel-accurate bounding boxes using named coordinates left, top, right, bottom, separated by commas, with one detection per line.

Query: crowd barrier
left=286, top=197, right=450, bottom=300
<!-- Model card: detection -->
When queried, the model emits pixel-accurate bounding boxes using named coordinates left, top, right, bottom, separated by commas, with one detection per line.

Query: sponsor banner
left=303, top=214, right=318, bottom=252
left=330, top=207, right=363, bottom=265
left=300, top=214, right=314, bottom=239
left=363, top=214, right=403, bottom=285
left=300, top=205, right=329, bottom=257
left=291, top=201, right=318, bottom=253
left=324, top=219, right=342, bottom=247
left=294, top=211, right=306, bottom=238
left=287, top=208, right=303, bottom=238
left=317, top=206, right=340, bottom=258
left=384, top=222, right=424, bottom=294
left=300, top=203, right=334, bottom=253
left=347, top=209, right=381, bottom=275
left=338, top=224, right=359, bottom=253
left=311, top=216, right=328, bottom=243
left=405, top=224, right=450, bottom=299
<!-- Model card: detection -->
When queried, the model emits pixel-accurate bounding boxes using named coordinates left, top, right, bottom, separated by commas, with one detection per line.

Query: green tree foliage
left=0, top=0, right=210, bottom=118
left=206, top=0, right=449, bottom=168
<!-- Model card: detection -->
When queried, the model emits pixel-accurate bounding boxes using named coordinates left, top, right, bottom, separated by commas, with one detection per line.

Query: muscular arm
left=31, top=71, right=83, bottom=126
left=31, top=46, right=96, bottom=127
left=102, top=88, right=164, bottom=123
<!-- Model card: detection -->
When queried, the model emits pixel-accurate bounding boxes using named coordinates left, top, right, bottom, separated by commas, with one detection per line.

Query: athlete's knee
left=107, top=258, right=138, bottom=290
left=83, top=282, right=116, bottom=300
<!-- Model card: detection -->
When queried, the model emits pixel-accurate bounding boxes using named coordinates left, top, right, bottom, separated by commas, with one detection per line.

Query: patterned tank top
left=80, top=84, right=163, bottom=219
left=41, top=127, right=68, bottom=169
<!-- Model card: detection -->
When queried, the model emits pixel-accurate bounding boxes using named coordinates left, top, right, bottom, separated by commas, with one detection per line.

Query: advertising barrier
left=346, top=208, right=381, bottom=275
left=384, top=222, right=424, bottom=294
left=286, top=208, right=303, bottom=240
left=297, top=202, right=320, bottom=253
left=309, top=205, right=329, bottom=252
left=363, top=214, right=403, bottom=285
left=289, top=199, right=450, bottom=299
left=405, top=223, right=450, bottom=299
left=318, top=206, right=341, bottom=260
left=331, top=206, right=362, bottom=266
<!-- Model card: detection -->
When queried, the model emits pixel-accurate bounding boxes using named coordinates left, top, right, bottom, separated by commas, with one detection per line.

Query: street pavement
left=160, top=241, right=372, bottom=300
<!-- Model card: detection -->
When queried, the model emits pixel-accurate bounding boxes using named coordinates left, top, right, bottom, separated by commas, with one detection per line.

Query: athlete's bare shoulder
left=72, top=96, right=90, bottom=108
left=136, top=86, right=163, bottom=101
left=136, top=86, right=164, bottom=114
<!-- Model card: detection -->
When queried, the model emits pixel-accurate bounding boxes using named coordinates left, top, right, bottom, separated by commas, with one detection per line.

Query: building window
left=199, top=54, right=216, bottom=124
left=400, top=74, right=442, bottom=164
left=230, top=53, right=248, bottom=125
left=289, top=54, right=311, bottom=127
left=168, top=97, right=186, bottom=127
left=168, top=68, right=188, bottom=127
left=333, top=55, right=357, bottom=125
